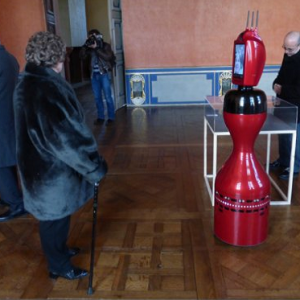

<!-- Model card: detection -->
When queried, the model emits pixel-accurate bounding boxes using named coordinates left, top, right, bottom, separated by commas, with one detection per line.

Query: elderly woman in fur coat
left=13, top=31, right=107, bottom=280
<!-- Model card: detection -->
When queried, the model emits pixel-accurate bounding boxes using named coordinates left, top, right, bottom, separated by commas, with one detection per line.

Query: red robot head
left=231, top=12, right=266, bottom=87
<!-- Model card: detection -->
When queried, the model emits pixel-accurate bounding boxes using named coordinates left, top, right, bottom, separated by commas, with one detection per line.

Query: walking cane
left=87, top=181, right=99, bottom=295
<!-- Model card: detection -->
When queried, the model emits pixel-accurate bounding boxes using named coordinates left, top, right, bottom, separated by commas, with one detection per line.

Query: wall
left=122, top=0, right=300, bottom=68
left=122, top=0, right=300, bottom=106
left=86, top=0, right=110, bottom=42
left=68, top=0, right=87, bottom=46
left=58, top=0, right=72, bottom=46
left=57, top=0, right=87, bottom=47
left=0, top=0, right=46, bottom=70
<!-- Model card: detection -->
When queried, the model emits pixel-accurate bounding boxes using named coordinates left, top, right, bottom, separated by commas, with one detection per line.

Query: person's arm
left=29, top=82, right=107, bottom=183
left=279, top=75, right=300, bottom=102
left=273, top=73, right=300, bottom=104
left=95, top=42, right=114, bottom=61
left=273, top=66, right=283, bottom=93
left=273, top=57, right=300, bottom=101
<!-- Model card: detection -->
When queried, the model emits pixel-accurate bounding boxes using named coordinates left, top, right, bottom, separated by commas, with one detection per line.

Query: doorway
left=55, top=0, right=126, bottom=111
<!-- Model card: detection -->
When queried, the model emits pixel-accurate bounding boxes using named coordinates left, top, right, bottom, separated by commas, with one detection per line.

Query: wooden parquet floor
left=1, top=84, right=300, bottom=299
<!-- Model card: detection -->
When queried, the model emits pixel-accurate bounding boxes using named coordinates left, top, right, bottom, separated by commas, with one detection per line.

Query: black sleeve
left=28, top=83, right=107, bottom=183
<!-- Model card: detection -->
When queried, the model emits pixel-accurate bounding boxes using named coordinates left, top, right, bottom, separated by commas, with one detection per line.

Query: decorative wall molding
left=125, top=66, right=280, bottom=106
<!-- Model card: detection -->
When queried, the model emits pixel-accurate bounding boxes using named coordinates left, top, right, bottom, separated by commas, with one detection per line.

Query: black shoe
left=94, top=118, right=105, bottom=125
left=0, top=207, right=27, bottom=222
left=269, top=159, right=282, bottom=171
left=0, top=199, right=9, bottom=207
left=49, top=266, right=88, bottom=280
left=106, top=119, right=114, bottom=126
left=279, top=169, right=299, bottom=180
left=68, top=247, right=80, bottom=257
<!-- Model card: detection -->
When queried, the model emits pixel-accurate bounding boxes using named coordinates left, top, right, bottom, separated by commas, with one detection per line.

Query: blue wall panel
left=125, top=66, right=280, bottom=106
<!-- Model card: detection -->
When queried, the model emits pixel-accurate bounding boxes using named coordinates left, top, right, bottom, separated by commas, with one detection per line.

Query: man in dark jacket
left=79, top=29, right=116, bottom=125
left=270, top=31, right=300, bottom=180
left=0, top=40, right=26, bottom=221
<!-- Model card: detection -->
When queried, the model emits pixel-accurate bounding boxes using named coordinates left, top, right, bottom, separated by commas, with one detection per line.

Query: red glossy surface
left=232, top=28, right=266, bottom=87
left=214, top=112, right=271, bottom=246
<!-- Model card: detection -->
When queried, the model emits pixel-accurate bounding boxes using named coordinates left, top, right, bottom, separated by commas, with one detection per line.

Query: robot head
left=231, top=11, right=266, bottom=87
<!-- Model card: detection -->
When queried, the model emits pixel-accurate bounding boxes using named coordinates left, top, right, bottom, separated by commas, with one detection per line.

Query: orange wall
left=0, top=0, right=46, bottom=70
left=122, top=0, right=300, bottom=68
left=1, top=0, right=299, bottom=70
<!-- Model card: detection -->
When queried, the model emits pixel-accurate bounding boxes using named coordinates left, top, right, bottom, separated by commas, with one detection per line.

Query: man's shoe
left=106, top=119, right=114, bottom=126
left=94, top=118, right=105, bottom=125
left=0, top=199, right=9, bottom=207
left=279, top=169, right=299, bottom=180
left=0, top=207, right=27, bottom=222
left=49, top=266, right=88, bottom=280
left=269, top=159, right=282, bottom=171
left=68, top=247, right=80, bottom=257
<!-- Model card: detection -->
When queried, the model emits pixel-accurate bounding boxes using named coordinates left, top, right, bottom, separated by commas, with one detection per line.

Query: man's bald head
left=283, top=31, right=300, bottom=56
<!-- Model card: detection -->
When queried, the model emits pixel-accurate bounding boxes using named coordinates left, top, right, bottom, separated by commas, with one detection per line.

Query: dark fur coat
left=13, top=63, right=107, bottom=221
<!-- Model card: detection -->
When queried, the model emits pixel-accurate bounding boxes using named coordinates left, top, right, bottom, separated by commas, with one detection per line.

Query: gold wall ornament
left=130, top=74, right=146, bottom=105
left=219, top=71, right=232, bottom=96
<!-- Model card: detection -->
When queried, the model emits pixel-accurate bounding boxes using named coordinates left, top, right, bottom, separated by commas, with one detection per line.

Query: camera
left=85, top=35, right=103, bottom=48
left=85, top=36, right=96, bottom=47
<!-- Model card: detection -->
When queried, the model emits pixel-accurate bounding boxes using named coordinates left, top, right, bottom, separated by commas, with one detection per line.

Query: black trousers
left=39, top=215, right=73, bottom=273
left=0, top=166, right=23, bottom=210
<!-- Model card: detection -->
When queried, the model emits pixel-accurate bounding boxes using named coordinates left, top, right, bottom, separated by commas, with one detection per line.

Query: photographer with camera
left=80, top=29, right=116, bottom=126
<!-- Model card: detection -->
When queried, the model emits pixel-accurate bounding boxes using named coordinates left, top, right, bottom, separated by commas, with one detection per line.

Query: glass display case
left=204, top=95, right=298, bottom=205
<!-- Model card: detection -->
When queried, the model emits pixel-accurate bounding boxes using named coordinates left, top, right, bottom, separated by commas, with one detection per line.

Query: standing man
left=270, top=31, right=300, bottom=180
left=0, top=40, right=26, bottom=221
left=80, top=29, right=116, bottom=126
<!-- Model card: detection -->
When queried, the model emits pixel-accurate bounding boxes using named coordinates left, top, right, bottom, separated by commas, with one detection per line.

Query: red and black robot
left=214, top=11, right=271, bottom=246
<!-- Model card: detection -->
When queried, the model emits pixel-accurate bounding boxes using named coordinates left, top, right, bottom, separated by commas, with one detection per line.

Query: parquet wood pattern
left=1, top=84, right=300, bottom=299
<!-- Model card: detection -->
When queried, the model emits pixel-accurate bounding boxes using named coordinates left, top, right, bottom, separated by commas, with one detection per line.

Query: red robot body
left=214, top=110, right=271, bottom=246
left=214, top=12, right=270, bottom=246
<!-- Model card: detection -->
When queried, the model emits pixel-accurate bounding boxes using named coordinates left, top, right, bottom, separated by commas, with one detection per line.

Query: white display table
left=204, top=95, right=298, bottom=205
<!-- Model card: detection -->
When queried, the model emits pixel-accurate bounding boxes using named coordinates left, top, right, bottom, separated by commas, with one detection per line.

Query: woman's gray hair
left=25, top=31, right=66, bottom=67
